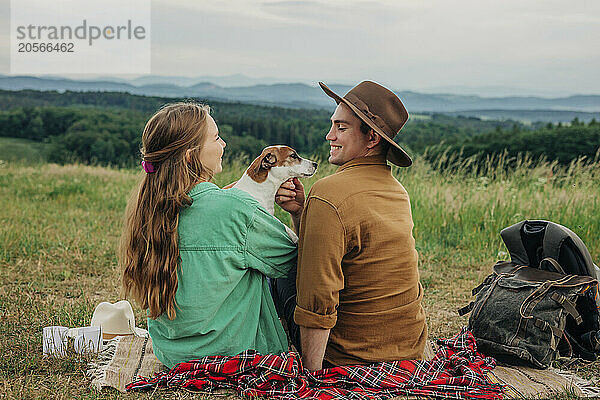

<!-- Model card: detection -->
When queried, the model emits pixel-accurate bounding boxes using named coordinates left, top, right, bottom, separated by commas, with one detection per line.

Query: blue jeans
left=269, top=264, right=301, bottom=354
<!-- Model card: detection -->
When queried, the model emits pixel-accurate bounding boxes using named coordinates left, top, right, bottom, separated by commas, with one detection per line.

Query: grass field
left=0, top=155, right=599, bottom=399
left=0, top=137, right=51, bottom=164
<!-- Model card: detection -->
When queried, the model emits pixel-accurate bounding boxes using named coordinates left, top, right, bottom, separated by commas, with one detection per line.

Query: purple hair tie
left=142, top=160, right=155, bottom=173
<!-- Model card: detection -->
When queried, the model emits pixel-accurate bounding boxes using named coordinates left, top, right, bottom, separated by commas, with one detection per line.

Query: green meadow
left=0, top=137, right=50, bottom=164
left=0, top=154, right=599, bottom=399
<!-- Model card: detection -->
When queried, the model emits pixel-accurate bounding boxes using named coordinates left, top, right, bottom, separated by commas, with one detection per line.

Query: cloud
left=259, top=0, right=408, bottom=28
left=111, top=0, right=600, bottom=92
left=5, top=0, right=599, bottom=93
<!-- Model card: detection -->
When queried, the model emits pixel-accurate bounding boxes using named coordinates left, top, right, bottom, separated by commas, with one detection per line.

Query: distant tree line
left=0, top=91, right=332, bottom=165
left=0, top=89, right=596, bottom=167
left=0, top=107, right=143, bottom=165
left=398, top=114, right=530, bottom=154
left=425, top=118, right=600, bottom=166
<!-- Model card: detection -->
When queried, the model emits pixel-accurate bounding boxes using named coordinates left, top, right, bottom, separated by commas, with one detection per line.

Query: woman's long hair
left=120, top=102, right=212, bottom=320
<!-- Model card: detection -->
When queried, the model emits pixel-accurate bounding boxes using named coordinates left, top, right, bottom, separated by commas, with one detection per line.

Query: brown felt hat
left=319, top=81, right=412, bottom=167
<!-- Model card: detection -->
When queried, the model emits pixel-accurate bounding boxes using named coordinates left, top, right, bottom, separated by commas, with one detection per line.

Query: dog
left=232, top=145, right=318, bottom=243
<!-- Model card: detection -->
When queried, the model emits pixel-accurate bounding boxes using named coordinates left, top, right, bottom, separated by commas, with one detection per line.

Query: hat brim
left=319, top=82, right=412, bottom=167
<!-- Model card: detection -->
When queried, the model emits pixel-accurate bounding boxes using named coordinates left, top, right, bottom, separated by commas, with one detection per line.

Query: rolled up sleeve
left=245, top=206, right=298, bottom=279
left=294, top=196, right=345, bottom=329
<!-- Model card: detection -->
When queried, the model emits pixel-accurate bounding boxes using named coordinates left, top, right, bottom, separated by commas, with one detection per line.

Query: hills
left=2, top=89, right=598, bottom=168
left=1, top=75, right=600, bottom=123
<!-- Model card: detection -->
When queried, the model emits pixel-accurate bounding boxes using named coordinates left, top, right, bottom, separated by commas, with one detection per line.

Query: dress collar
left=336, top=155, right=388, bottom=172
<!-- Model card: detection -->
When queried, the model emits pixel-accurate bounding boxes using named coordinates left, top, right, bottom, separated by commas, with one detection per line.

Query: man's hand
left=276, top=178, right=305, bottom=231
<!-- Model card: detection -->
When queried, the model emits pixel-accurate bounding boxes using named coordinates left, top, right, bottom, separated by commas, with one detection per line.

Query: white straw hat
left=90, top=300, right=146, bottom=339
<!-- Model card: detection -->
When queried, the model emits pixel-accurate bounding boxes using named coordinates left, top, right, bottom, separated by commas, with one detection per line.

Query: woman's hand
left=276, top=178, right=305, bottom=221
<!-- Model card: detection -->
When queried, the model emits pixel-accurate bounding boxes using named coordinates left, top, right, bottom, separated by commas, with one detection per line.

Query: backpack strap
left=542, top=222, right=566, bottom=264
left=550, top=292, right=583, bottom=324
left=565, top=331, right=599, bottom=361
left=540, top=257, right=566, bottom=274
left=458, top=302, right=474, bottom=316
left=458, top=274, right=499, bottom=316
left=534, top=318, right=564, bottom=351
left=471, top=274, right=496, bottom=296
left=543, top=222, right=596, bottom=278
left=500, top=221, right=530, bottom=265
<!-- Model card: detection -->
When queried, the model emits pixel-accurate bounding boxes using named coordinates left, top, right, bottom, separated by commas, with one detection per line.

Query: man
left=277, top=81, right=427, bottom=371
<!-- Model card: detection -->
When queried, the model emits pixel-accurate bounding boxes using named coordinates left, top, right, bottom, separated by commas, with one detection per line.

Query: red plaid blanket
left=126, top=328, right=503, bottom=399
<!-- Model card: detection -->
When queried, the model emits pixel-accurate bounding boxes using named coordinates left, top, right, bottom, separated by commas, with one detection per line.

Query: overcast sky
left=1, top=0, right=599, bottom=96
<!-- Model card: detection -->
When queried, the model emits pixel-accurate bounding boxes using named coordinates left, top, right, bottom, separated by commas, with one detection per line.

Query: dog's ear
left=261, top=152, right=277, bottom=169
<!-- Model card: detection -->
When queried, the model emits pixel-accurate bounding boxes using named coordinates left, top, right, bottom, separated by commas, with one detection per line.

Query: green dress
left=148, top=182, right=297, bottom=368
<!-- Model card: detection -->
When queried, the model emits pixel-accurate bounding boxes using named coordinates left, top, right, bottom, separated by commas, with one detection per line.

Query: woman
left=120, top=102, right=303, bottom=368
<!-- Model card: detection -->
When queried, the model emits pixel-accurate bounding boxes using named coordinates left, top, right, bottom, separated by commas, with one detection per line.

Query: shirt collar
left=336, top=154, right=388, bottom=172
left=188, top=181, right=218, bottom=197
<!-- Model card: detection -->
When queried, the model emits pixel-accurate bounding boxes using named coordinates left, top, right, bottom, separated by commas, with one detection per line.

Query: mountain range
left=2, top=75, right=600, bottom=122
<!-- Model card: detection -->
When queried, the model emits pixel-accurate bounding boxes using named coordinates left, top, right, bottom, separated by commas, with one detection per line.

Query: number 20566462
left=18, top=43, right=74, bottom=52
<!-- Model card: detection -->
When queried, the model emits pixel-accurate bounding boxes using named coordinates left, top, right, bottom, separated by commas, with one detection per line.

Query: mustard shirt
left=294, top=155, right=428, bottom=366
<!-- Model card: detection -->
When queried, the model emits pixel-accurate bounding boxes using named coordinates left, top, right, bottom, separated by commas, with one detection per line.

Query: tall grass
left=0, top=155, right=598, bottom=398
left=396, top=152, right=600, bottom=265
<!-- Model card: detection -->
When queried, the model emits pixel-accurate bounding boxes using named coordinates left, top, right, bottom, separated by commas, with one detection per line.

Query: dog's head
left=248, top=145, right=317, bottom=183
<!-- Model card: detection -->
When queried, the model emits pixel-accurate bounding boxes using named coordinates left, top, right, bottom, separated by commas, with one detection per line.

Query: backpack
left=500, top=220, right=600, bottom=360
left=461, top=261, right=596, bottom=368
left=459, top=220, right=600, bottom=368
